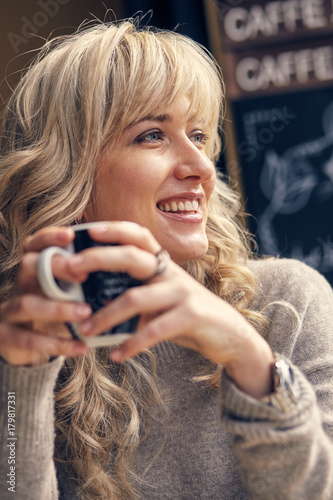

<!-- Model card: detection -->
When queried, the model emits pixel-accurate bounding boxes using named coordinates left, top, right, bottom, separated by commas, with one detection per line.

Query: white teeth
left=158, top=200, right=199, bottom=212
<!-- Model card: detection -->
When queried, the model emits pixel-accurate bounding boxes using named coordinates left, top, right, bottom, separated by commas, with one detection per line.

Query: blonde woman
left=0, top=19, right=332, bottom=500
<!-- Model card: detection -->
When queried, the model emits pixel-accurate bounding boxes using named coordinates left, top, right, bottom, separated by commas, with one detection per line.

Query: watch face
left=263, top=355, right=301, bottom=412
left=279, top=359, right=302, bottom=401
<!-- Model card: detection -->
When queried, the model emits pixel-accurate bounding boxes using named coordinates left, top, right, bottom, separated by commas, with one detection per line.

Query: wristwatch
left=260, top=353, right=301, bottom=412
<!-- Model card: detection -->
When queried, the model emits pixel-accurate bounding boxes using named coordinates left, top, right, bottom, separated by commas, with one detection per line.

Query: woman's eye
left=134, top=130, right=163, bottom=144
left=191, top=132, right=208, bottom=145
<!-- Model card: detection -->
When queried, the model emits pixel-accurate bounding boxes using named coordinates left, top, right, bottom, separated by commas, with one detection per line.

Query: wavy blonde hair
left=0, top=19, right=266, bottom=499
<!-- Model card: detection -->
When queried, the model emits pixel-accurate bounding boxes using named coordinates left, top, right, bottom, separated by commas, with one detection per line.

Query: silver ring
left=148, top=249, right=170, bottom=280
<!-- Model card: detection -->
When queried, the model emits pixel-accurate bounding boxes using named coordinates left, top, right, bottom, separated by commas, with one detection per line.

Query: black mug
left=37, top=222, right=142, bottom=347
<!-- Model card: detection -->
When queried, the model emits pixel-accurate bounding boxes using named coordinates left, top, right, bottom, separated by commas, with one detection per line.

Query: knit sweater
left=0, top=258, right=332, bottom=499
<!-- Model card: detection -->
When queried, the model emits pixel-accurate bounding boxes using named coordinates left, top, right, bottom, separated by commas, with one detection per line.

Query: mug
left=37, top=222, right=142, bottom=347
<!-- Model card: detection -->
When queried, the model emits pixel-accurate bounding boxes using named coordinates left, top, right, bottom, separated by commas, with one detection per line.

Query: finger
left=67, top=244, right=158, bottom=281
left=23, top=226, right=75, bottom=253
left=15, top=251, right=88, bottom=296
left=79, top=277, right=181, bottom=337
left=110, top=307, right=192, bottom=362
left=13, top=252, right=41, bottom=293
left=2, top=294, right=92, bottom=324
left=88, top=221, right=161, bottom=254
left=0, top=323, right=87, bottom=358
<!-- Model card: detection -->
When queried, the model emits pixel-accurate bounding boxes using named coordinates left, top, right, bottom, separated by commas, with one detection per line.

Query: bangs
left=102, top=25, right=224, bottom=160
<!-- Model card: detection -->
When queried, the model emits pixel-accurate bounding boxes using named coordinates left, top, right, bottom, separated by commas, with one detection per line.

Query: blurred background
left=1, top=0, right=333, bottom=285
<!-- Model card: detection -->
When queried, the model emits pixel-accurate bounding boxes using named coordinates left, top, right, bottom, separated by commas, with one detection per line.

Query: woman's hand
left=0, top=227, right=90, bottom=366
left=68, top=222, right=274, bottom=399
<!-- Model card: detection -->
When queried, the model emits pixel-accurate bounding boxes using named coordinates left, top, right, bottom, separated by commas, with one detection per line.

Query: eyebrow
left=127, top=114, right=172, bottom=128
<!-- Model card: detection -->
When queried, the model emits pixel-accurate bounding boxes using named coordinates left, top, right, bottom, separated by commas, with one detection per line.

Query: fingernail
left=110, top=348, right=124, bottom=362
left=72, top=343, right=87, bottom=355
left=79, top=319, right=94, bottom=335
left=75, top=304, right=92, bottom=318
left=121, top=221, right=139, bottom=227
left=68, top=254, right=84, bottom=266
left=56, top=229, right=72, bottom=244
left=89, top=224, right=108, bottom=234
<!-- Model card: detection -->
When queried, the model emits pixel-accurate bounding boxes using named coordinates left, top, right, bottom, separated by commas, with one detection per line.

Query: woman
left=0, top=19, right=332, bottom=500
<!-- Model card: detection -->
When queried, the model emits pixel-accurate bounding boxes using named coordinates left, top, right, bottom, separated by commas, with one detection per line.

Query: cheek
left=94, top=167, right=151, bottom=221
left=89, top=170, right=122, bottom=220
left=205, top=172, right=217, bottom=202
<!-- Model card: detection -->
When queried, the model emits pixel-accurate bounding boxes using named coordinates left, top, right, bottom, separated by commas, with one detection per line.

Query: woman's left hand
left=67, top=222, right=274, bottom=398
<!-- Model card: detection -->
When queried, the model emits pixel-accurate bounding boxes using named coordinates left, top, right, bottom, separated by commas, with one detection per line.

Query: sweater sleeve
left=0, top=357, right=64, bottom=500
left=220, top=259, right=333, bottom=500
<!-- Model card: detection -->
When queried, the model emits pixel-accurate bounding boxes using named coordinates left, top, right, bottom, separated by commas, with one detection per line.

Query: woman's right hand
left=0, top=227, right=90, bottom=366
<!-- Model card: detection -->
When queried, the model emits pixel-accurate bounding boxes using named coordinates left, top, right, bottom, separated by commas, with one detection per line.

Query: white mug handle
left=37, top=246, right=85, bottom=302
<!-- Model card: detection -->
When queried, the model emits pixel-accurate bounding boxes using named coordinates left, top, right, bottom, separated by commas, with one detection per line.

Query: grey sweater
left=0, top=258, right=333, bottom=499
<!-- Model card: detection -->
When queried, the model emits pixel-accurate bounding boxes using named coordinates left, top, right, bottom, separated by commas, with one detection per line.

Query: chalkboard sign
left=223, top=37, right=333, bottom=98
left=232, top=86, right=333, bottom=284
left=204, top=0, right=333, bottom=285
left=217, top=0, right=333, bottom=48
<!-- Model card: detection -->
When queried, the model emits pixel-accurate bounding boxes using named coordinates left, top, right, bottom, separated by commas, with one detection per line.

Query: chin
left=171, top=240, right=209, bottom=265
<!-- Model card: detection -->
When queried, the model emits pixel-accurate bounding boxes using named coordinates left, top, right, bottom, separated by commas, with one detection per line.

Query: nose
left=173, top=136, right=215, bottom=184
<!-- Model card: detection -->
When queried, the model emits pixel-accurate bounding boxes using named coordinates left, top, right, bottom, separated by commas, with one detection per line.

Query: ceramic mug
left=37, top=222, right=142, bottom=346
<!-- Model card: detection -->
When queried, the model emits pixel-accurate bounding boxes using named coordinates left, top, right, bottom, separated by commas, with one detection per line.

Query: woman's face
left=84, top=98, right=216, bottom=264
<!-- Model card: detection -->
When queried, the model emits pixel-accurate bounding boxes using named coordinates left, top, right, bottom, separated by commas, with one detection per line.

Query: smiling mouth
left=157, top=199, right=199, bottom=213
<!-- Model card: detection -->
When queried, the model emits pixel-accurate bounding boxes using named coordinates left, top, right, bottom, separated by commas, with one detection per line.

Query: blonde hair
left=0, top=19, right=266, bottom=499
